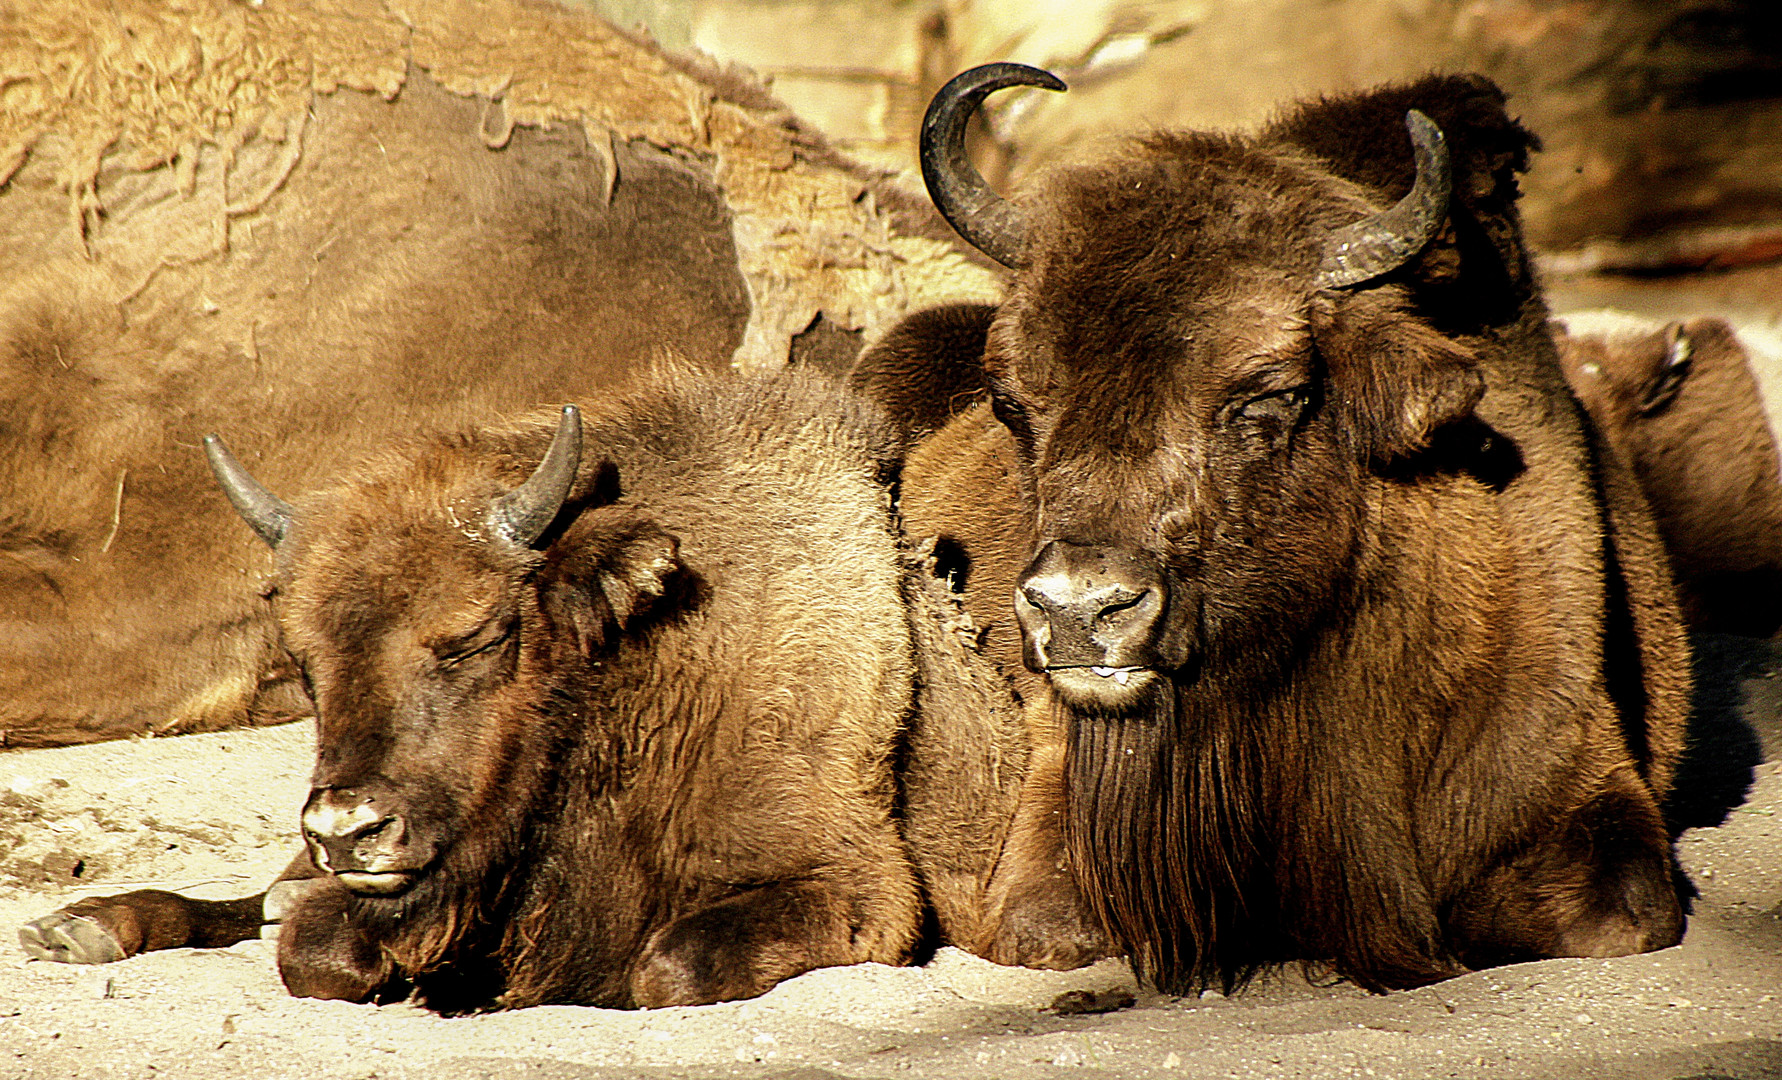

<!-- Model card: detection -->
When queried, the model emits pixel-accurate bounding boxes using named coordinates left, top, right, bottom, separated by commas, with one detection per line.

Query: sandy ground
left=4, top=269, right=1782, bottom=1079
left=0, top=681, right=1777, bottom=1080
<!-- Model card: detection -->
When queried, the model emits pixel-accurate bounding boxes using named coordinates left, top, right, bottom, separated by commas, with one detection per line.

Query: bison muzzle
left=1015, top=541, right=1176, bottom=707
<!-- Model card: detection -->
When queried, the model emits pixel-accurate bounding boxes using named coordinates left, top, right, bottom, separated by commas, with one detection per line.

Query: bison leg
left=1448, top=766, right=1684, bottom=968
left=978, top=745, right=1116, bottom=970
left=18, top=849, right=325, bottom=965
left=275, top=872, right=398, bottom=1002
left=629, top=880, right=883, bottom=1007
left=19, top=890, right=267, bottom=964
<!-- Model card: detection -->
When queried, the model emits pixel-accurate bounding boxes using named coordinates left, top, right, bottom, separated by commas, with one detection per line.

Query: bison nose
left=1015, top=540, right=1166, bottom=672
left=301, top=788, right=404, bottom=875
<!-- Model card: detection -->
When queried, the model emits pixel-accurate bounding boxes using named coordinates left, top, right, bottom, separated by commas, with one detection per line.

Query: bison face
left=916, top=66, right=1482, bottom=714
left=282, top=505, right=680, bottom=900
left=207, top=409, right=682, bottom=900
left=986, top=148, right=1480, bottom=714
left=282, top=533, right=525, bottom=897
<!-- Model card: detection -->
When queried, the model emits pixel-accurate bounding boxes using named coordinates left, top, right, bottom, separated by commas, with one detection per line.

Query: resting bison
left=24, top=371, right=939, bottom=1011
left=1555, top=311, right=1782, bottom=638
left=856, top=66, right=1694, bottom=993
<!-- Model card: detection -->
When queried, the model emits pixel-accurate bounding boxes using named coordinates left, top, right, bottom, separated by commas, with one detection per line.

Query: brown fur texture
left=270, top=369, right=927, bottom=1011
left=897, top=537, right=1113, bottom=968
left=870, top=74, right=1693, bottom=994
left=0, top=74, right=744, bottom=749
left=1556, top=312, right=1782, bottom=638
left=854, top=303, right=996, bottom=441
left=0, top=0, right=998, bottom=749
left=21, top=369, right=1062, bottom=1000
left=35, top=369, right=924, bottom=1012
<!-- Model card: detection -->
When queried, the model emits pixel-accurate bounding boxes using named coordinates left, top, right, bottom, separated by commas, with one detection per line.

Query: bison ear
left=592, top=522, right=682, bottom=631
left=1318, top=295, right=1484, bottom=462
left=1635, top=321, right=1694, bottom=417
left=540, top=507, right=684, bottom=656
left=1268, top=74, right=1540, bottom=320
left=849, top=302, right=996, bottom=442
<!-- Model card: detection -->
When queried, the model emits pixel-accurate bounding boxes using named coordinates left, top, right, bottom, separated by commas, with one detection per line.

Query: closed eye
left=990, top=393, right=1026, bottom=432
left=1236, top=385, right=1312, bottom=427
left=435, top=619, right=513, bottom=671
left=986, top=378, right=1037, bottom=443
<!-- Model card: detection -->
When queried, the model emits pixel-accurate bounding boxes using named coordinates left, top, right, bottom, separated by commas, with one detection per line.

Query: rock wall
left=674, top=0, right=1782, bottom=262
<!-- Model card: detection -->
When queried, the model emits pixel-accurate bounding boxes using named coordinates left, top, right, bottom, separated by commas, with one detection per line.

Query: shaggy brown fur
left=866, top=74, right=1693, bottom=993
left=27, top=371, right=928, bottom=1011
left=896, top=536, right=1114, bottom=968
left=854, top=303, right=996, bottom=441
left=1556, top=313, right=1782, bottom=638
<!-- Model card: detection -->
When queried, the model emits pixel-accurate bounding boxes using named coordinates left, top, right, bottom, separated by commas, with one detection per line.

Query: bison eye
left=436, top=620, right=514, bottom=672
left=1235, top=385, right=1312, bottom=434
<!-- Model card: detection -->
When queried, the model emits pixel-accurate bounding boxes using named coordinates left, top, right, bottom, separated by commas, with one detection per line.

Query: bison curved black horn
left=494, top=405, right=582, bottom=547
left=921, top=63, right=1066, bottom=268
left=1314, top=110, right=1452, bottom=290
left=203, top=434, right=295, bottom=549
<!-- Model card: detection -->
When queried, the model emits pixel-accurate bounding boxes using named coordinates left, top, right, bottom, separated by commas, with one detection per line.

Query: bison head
left=205, top=408, right=681, bottom=903
left=924, top=66, right=1484, bottom=714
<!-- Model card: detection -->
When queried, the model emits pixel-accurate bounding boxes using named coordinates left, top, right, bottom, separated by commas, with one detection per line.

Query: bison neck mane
left=1062, top=679, right=1287, bottom=995
left=1062, top=646, right=1459, bottom=994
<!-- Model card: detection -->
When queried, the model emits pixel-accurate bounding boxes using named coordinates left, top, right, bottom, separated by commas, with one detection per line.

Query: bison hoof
left=18, top=911, right=127, bottom=965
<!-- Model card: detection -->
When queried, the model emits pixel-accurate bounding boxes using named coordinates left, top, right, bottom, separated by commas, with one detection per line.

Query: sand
left=0, top=702, right=1778, bottom=1080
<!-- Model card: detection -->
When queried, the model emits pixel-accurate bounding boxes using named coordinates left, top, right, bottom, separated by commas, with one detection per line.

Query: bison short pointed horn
left=921, top=63, right=1066, bottom=268
left=204, top=434, right=295, bottom=548
left=494, top=405, right=582, bottom=547
left=1314, top=110, right=1451, bottom=290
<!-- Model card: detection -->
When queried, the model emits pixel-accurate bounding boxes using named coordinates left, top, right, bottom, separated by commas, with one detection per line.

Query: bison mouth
left=1046, top=664, right=1161, bottom=711
left=333, top=869, right=421, bottom=896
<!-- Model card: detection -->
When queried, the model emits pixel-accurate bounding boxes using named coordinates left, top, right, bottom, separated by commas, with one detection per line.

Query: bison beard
left=1061, top=679, right=1465, bottom=995
left=1062, top=688, right=1281, bottom=994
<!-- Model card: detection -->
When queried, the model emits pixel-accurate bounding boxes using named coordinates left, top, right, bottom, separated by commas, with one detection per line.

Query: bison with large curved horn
left=856, top=66, right=1698, bottom=993
left=922, top=63, right=1451, bottom=289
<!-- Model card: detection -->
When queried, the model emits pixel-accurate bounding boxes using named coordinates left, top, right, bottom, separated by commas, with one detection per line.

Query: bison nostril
left=305, top=813, right=407, bottom=877
left=301, top=787, right=400, bottom=847
left=1016, top=541, right=1170, bottom=671
left=351, top=817, right=395, bottom=844
left=1096, top=590, right=1145, bottom=619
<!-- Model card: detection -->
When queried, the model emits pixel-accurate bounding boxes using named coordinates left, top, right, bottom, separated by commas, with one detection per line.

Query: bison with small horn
left=24, top=370, right=1003, bottom=1011
left=856, top=66, right=1697, bottom=993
